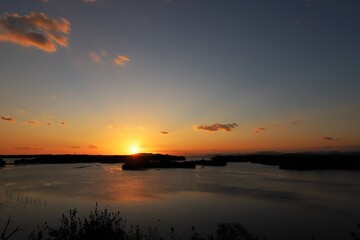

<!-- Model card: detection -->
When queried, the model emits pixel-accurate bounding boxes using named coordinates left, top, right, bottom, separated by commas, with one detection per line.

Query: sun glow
left=129, top=145, right=139, bottom=154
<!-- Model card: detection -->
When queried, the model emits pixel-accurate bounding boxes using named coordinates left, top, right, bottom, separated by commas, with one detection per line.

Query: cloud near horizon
left=14, top=146, right=44, bottom=151
left=322, top=136, right=340, bottom=141
left=160, top=131, right=169, bottom=134
left=0, top=12, right=70, bottom=53
left=70, top=146, right=82, bottom=149
left=1, top=116, right=16, bottom=122
left=195, top=123, right=238, bottom=132
left=114, top=55, right=130, bottom=66
left=88, top=144, right=98, bottom=149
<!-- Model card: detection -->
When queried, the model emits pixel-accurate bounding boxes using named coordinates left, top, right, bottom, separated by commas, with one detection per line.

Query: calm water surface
left=0, top=162, right=359, bottom=240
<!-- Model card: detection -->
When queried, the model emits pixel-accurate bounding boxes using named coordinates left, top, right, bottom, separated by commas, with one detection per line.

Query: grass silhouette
left=2, top=204, right=359, bottom=240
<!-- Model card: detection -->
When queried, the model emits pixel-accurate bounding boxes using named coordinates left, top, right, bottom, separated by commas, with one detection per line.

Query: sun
left=130, top=145, right=139, bottom=154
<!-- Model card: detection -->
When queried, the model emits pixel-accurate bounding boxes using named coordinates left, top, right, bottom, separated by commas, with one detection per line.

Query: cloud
left=0, top=12, right=70, bottom=53
left=14, top=147, right=44, bottom=151
left=90, top=52, right=102, bottom=63
left=88, top=144, right=98, bottom=149
left=195, top=123, right=238, bottom=132
left=254, top=127, right=266, bottom=133
left=160, top=131, right=169, bottom=134
left=70, top=146, right=82, bottom=149
left=26, top=120, right=40, bottom=126
left=114, top=55, right=130, bottom=66
left=89, top=50, right=107, bottom=63
left=108, top=123, right=120, bottom=129
left=1, top=116, right=16, bottom=122
left=322, top=136, right=340, bottom=141
left=59, top=120, right=67, bottom=126
left=290, top=121, right=298, bottom=125
left=84, top=0, right=96, bottom=3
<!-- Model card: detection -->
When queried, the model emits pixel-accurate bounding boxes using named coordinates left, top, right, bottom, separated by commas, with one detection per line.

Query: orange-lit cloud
left=0, top=12, right=70, bottom=53
left=14, top=146, right=44, bottom=151
left=254, top=127, right=266, bottom=133
left=70, top=146, right=82, bottom=149
left=59, top=120, right=67, bottom=126
left=114, top=55, right=130, bottom=66
left=26, top=120, right=40, bottom=126
left=88, top=144, right=98, bottom=149
left=89, top=50, right=107, bottom=63
left=160, top=131, right=169, bottom=134
left=90, top=52, right=102, bottom=63
left=1, top=116, right=16, bottom=122
left=195, top=123, right=238, bottom=132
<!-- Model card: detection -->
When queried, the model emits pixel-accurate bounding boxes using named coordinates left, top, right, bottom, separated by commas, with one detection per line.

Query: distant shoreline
left=1, top=152, right=360, bottom=170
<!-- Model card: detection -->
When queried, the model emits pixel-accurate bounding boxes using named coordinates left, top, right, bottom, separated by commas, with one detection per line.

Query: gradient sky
left=1, top=0, right=360, bottom=155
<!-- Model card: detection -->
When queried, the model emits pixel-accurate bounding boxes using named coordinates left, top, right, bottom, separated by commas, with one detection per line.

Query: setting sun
left=130, top=145, right=139, bottom=154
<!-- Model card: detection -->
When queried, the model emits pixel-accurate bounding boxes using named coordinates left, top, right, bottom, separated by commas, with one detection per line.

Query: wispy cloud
left=114, top=55, right=130, bottom=66
left=254, top=127, right=266, bottom=133
left=0, top=12, right=70, bottom=53
left=160, top=131, right=169, bottom=134
left=26, top=120, right=40, bottom=126
left=70, top=146, right=82, bottom=149
left=88, top=144, right=98, bottom=149
left=195, top=123, right=238, bottom=132
left=89, top=50, right=107, bottom=63
left=14, top=146, right=44, bottom=151
left=108, top=123, right=120, bottom=129
left=1, top=116, right=16, bottom=122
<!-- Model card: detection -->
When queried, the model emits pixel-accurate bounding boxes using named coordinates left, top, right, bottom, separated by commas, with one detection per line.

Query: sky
left=1, top=0, right=360, bottom=155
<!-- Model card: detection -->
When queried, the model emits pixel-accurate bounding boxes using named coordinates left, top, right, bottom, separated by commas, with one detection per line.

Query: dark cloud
left=1, top=116, right=16, bottom=122
left=196, top=123, right=238, bottom=132
left=290, top=121, right=298, bottom=125
left=160, top=131, right=169, bottom=134
left=0, top=12, right=70, bottom=52
left=322, top=136, right=340, bottom=141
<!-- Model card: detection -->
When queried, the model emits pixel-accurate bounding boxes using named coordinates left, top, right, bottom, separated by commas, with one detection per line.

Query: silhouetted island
left=1, top=152, right=359, bottom=170
left=211, top=152, right=360, bottom=170
left=122, top=153, right=193, bottom=170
